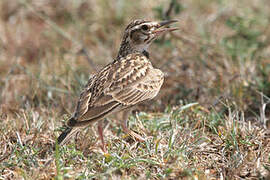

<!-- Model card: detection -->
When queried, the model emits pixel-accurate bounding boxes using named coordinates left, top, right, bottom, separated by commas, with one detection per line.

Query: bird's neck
left=116, top=41, right=149, bottom=60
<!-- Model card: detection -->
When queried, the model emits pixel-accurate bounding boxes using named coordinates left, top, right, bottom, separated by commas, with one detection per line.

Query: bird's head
left=117, top=19, right=178, bottom=59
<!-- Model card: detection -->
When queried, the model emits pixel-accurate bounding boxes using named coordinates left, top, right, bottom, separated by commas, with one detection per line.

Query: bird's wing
left=70, top=53, right=164, bottom=126
left=106, top=62, right=164, bottom=106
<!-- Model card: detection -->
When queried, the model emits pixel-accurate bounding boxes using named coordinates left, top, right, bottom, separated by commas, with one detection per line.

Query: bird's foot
left=123, top=128, right=145, bottom=142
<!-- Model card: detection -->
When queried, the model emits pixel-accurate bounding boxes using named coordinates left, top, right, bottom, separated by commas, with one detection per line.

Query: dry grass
left=0, top=0, right=270, bottom=179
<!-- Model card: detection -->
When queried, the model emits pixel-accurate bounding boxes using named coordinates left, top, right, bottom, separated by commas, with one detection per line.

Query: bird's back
left=57, top=19, right=177, bottom=145
left=68, top=53, right=164, bottom=127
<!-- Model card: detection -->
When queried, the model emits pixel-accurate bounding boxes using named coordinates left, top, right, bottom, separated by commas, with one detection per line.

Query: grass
left=0, top=0, right=270, bottom=179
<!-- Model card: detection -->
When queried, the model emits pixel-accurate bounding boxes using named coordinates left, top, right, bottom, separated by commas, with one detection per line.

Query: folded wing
left=69, top=53, right=164, bottom=127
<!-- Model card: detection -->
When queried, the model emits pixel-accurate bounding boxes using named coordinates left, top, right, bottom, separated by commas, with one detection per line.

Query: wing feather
left=69, top=53, right=164, bottom=127
left=108, top=65, right=164, bottom=106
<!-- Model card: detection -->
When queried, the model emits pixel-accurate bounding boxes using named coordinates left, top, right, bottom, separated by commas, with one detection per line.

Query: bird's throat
left=116, top=42, right=149, bottom=60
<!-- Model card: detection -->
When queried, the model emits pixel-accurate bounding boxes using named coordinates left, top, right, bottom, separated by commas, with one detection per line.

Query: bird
left=57, top=19, right=178, bottom=151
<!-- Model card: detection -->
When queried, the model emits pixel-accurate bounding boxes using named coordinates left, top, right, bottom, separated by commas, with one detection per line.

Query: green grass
left=0, top=0, right=270, bottom=179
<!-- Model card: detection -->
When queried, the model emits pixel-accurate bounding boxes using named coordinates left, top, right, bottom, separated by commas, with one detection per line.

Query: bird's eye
left=141, top=25, right=149, bottom=31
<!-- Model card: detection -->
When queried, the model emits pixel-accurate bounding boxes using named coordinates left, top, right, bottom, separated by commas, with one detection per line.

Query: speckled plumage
left=57, top=19, right=177, bottom=146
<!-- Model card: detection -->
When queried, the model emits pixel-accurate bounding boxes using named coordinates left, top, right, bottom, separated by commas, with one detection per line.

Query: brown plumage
left=57, top=19, right=178, bottom=149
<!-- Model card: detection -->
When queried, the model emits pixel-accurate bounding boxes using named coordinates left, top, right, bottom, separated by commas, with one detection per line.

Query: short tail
left=56, top=117, right=80, bottom=146
left=56, top=127, right=81, bottom=145
left=57, top=127, right=71, bottom=144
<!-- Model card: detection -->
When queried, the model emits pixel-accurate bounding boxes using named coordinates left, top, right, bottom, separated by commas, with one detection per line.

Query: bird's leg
left=97, top=120, right=107, bottom=152
left=121, top=109, right=145, bottom=142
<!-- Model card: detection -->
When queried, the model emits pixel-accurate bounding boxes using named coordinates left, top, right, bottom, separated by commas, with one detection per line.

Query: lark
left=57, top=19, right=178, bottom=151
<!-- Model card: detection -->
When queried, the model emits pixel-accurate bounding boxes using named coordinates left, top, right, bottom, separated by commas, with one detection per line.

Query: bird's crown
left=116, top=19, right=178, bottom=60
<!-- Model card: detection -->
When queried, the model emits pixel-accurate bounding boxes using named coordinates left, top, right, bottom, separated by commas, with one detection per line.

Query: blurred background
left=1, top=0, right=270, bottom=118
left=0, top=0, right=270, bottom=135
left=0, top=0, right=270, bottom=179
left=1, top=0, right=269, bottom=120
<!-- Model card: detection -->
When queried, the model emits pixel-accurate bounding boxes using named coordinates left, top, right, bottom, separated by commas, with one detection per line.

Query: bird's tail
left=56, top=117, right=80, bottom=146
left=56, top=126, right=80, bottom=145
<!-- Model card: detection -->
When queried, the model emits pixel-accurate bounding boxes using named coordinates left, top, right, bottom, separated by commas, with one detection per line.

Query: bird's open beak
left=153, top=20, right=178, bottom=35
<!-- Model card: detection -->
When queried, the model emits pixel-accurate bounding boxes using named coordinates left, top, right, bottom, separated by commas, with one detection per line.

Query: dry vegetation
left=0, top=0, right=270, bottom=179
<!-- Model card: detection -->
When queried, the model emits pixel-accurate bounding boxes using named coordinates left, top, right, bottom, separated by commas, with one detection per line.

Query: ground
left=0, top=0, right=269, bottom=179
